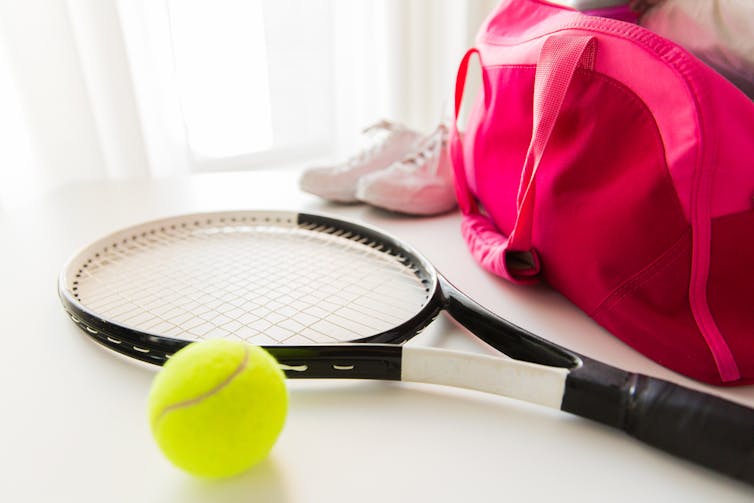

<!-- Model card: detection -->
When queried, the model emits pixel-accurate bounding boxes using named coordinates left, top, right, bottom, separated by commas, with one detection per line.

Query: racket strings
left=72, top=220, right=430, bottom=345
left=77, top=228, right=230, bottom=339
left=79, top=226, right=317, bottom=342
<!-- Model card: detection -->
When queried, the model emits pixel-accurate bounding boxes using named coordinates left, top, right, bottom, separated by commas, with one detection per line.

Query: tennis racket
left=58, top=210, right=754, bottom=484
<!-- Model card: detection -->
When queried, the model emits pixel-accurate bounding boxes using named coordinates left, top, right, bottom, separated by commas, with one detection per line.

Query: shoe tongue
left=415, top=124, right=448, bottom=150
left=400, top=127, right=448, bottom=173
left=346, top=126, right=397, bottom=166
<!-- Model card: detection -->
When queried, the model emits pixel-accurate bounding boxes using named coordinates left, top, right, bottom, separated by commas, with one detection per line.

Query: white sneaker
left=356, top=124, right=456, bottom=216
left=299, top=120, right=421, bottom=202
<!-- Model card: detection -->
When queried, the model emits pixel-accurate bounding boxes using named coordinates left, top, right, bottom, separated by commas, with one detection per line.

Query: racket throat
left=439, top=276, right=580, bottom=369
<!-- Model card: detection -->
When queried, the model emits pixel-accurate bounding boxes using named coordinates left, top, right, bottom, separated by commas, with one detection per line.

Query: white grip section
left=402, top=347, right=568, bottom=409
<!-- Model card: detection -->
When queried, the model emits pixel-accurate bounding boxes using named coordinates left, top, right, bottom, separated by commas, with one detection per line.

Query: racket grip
left=561, top=361, right=754, bottom=484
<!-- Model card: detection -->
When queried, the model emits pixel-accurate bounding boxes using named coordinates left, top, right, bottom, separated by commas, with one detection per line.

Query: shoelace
left=345, top=120, right=403, bottom=167
left=397, top=124, right=448, bottom=175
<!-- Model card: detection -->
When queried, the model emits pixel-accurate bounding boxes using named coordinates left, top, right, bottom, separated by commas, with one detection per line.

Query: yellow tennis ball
left=148, top=340, right=287, bottom=478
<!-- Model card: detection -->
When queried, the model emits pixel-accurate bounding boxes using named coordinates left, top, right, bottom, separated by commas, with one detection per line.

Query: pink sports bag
left=450, top=0, right=754, bottom=385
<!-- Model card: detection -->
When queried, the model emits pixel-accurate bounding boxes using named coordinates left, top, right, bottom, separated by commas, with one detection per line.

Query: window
left=167, top=0, right=274, bottom=159
left=120, top=0, right=335, bottom=172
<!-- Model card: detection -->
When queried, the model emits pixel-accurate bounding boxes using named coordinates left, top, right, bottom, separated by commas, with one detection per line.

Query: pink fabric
left=475, top=8, right=754, bottom=221
left=451, top=0, right=754, bottom=385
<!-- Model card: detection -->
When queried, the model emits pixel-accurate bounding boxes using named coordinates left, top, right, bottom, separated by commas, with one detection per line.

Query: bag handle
left=451, top=34, right=596, bottom=283
left=450, top=48, right=482, bottom=217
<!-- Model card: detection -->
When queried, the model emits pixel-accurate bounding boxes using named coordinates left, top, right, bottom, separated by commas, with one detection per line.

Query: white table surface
left=1, top=169, right=752, bottom=502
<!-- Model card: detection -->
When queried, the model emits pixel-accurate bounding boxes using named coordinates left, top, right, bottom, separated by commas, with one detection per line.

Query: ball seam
left=154, top=346, right=250, bottom=424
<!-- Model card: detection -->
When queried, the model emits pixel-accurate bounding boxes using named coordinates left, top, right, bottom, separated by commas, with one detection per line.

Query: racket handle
left=561, top=360, right=754, bottom=484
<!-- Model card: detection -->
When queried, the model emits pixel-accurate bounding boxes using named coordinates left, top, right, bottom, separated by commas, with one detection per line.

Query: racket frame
left=59, top=210, right=579, bottom=376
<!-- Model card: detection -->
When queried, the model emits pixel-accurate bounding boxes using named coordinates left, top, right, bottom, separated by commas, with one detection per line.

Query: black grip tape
left=624, top=375, right=754, bottom=483
left=562, top=360, right=754, bottom=485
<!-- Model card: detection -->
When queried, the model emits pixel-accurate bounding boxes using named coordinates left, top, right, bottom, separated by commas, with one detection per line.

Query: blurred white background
left=0, top=0, right=497, bottom=210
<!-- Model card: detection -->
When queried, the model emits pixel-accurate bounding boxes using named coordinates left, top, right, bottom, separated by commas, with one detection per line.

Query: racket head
left=59, top=211, right=444, bottom=364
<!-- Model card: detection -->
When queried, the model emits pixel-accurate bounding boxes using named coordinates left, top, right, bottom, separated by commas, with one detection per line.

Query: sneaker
left=299, top=120, right=421, bottom=202
left=356, top=124, right=456, bottom=216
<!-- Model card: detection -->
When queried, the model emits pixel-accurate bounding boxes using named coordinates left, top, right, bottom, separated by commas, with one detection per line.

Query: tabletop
left=1, top=169, right=752, bottom=502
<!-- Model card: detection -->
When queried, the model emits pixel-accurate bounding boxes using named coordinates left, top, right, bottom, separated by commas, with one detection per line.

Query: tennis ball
left=148, top=340, right=287, bottom=478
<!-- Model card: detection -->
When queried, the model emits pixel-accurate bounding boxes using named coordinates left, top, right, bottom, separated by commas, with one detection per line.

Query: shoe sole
left=357, top=188, right=457, bottom=216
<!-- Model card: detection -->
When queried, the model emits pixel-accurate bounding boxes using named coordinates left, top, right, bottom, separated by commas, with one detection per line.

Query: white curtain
left=0, top=0, right=153, bottom=210
left=331, top=0, right=498, bottom=152
left=0, top=0, right=498, bottom=210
